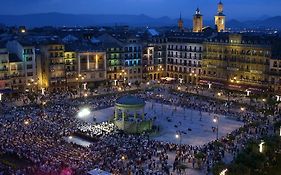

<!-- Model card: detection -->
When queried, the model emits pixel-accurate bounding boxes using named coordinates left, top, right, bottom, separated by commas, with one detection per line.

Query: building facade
left=0, top=45, right=10, bottom=90
left=166, top=34, right=204, bottom=84
left=40, top=42, right=66, bottom=91
left=6, top=40, right=37, bottom=91
left=142, top=38, right=166, bottom=81
left=201, top=34, right=271, bottom=91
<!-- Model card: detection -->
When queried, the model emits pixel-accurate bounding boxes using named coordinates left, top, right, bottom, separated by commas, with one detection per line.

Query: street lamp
left=76, top=74, right=86, bottom=98
left=78, top=108, right=91, bottom=118
left=82, top=83, right=87, bottom=90
left=259, top=140, right=265, bottom=153
left=179, top=78, right=183, bottom=84
left=114, top=79, right=118, bottom=86
left=175, top=132, right=182, bottom=146
left=220, top=169, right=228, bottom=175
left=41, top=88, right=45, bottom=95
left=217, top=92, right=222, bottom=97
left=208, top=83, right=212, bottom=89
left=246, top=89, right=251, bottom=96
left=240, top=107, right=245, bottom=112
left=213, top=115, right=219, bottom=140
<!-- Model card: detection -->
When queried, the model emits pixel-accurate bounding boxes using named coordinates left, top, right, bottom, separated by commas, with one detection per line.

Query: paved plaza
left=77, top=101, right=244, bottom=146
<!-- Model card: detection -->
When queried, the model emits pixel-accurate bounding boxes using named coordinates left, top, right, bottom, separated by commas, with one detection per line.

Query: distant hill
left=0, top=12, right=280, bottom=29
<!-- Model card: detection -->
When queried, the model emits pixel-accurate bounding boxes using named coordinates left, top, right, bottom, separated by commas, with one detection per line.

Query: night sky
left=1, top=0, right=280, bottom=20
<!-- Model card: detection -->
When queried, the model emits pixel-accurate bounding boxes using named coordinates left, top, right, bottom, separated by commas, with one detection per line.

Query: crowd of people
left=78, top=122, right=117, bottom=139
left=0, top=86, right=279, bottom=175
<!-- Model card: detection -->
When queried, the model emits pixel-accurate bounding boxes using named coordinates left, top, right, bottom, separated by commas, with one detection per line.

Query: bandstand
left=114, top=95, right=152, bottom=133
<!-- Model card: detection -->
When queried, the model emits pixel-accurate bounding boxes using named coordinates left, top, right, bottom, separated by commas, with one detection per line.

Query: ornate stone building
left=201, top=34, right=271, bottom=91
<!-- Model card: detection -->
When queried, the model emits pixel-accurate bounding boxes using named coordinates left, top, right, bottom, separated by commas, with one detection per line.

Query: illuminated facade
left=166, top=34, right=204, bottom=84
left=77, top=51, right=107, bottom=87
left=215, top=1, right=226, bottom=32
left=106, top=46, right=124, bottom=85
left=269, top=59, right=281, bottom=93
left=0, top=45, right=10, bottom=90
left=193, top=8, right=203, bottom=33
left=64, top=51, right=77, bottom=89
left=123, top=39, right=143, bottom=84
left=6, top=40, right=37, bottom=91
left=201, top=34, right=271, bottom=91
left=142, top=38, right=166, bottom=81
left=40, top=42, right=66, bottom=91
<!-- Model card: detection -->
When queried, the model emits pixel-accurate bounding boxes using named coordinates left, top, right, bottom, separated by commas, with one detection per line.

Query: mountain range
left=0, top=13, right=280, bottom=29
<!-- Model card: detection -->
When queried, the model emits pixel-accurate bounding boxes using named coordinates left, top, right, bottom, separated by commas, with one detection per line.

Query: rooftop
left=116, top=95, right=145, bottom=107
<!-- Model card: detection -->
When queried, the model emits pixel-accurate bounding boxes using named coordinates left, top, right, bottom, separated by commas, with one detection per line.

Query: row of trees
left=213, top=135, right=281, bottom=175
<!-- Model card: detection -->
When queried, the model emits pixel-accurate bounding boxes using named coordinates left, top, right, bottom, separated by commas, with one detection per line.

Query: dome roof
left=116, top=95, right=145, bottom=107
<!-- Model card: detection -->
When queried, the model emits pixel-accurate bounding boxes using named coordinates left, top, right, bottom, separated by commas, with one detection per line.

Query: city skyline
left=1, top=0, right=281, bottom=20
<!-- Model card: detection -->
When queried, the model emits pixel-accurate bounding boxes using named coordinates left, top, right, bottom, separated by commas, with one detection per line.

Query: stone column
left=114, top=107, right=118, bottom=120
left=122, top=109, right=126, bottom=121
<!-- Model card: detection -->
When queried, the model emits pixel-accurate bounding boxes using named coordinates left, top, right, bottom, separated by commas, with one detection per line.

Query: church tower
left=193, top=8, right=203, bottom=32
left=215, top=1, right=226, bottom=32
left=178, top=13, right=184, bottom=31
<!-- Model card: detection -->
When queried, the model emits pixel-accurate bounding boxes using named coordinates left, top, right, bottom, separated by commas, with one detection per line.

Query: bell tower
left=215, top=1, right=226, bottom=32
left=193, top=8, right=203, bottom=32
left=178, top=13, right=184, bottom=31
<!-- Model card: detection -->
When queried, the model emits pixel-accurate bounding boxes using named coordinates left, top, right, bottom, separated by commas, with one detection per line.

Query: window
left=27, top=64, right=33, bottom=69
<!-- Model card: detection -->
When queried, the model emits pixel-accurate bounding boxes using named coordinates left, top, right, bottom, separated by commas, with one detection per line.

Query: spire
left=196, top=7, right=200, bottom=15
left=178, top=12, right=184, bottom=31
left=218, top=0, right=223, bottom=13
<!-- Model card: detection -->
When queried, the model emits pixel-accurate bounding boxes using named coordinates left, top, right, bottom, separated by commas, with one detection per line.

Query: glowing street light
left=217, top=92, right=222, bottom=97
left=213, top=115, right=219, bottom=140
left=220, top=169, right=228, bottom=175
left=246, top=89, right=251, bottom=96
left=78, top=108, right=91, bottom=118
left=262, top=98, right=266, bottom=102
left=0, top=93, right=2, bottom=101
left=41, top=88, right=45, bottom=95
left=82, top=83, right=87, bottom=90
left=179, top=78, right=183, bottom=84
left=240, top=107, right=245, bottom=111
left=208, top=83, right=212, bottom=89
left=68, top=136, right=73, bottom=139
left=177, top=86, right=181, bottom=90
left=24, top=120, right=30, bottom=125
left=259, top=140, right=265, bottom=153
